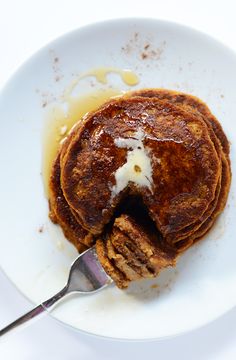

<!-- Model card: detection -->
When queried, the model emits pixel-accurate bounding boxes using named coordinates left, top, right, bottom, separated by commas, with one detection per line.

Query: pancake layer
left=49, top=89, right=231, bottom=288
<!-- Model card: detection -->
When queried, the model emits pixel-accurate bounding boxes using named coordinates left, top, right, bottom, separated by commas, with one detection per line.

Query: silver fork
left=0, top=246, right=112, bottom=337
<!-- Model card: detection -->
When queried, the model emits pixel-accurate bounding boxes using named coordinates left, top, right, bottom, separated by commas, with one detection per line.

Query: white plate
left=0, top=18, right=236, bottom=341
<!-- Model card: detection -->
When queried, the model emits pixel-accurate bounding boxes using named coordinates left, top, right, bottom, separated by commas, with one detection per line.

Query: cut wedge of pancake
left=97, top=214, right=176, bottom=288
left=96, top=238, right=129, bottom=289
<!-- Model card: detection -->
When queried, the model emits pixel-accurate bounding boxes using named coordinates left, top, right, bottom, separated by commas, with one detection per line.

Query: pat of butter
left=112, top=129, right=153, bottom=195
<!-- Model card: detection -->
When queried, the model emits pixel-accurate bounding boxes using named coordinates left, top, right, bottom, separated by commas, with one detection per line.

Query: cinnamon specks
left=38, top=225, right=44, bottom=233
left=49, top=50, right=64, bottom=83
left=141, top=53, right=148, bottom=60
left=121, top=32, right=166, bottom=62
left=37, top=90, right=57, bottom=108
left=141, top=41, right=166, bottom=61
left=35, top=50, right=65, bottom=108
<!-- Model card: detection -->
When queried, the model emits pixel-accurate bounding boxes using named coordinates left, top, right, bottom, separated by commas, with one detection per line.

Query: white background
left=0, top=0, right=236, bottom=358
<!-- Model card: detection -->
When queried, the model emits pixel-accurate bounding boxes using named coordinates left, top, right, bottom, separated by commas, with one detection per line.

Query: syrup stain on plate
left=42, top=67, right=139, bottom=196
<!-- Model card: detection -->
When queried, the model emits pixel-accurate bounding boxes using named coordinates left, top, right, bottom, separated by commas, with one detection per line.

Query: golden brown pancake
left=96, top=238, right=129, bottom=289
left=114, top=214, right=176, bottom=270
left=111, top=229, right=155, bottom=278
left=127, top=89, right=231, bottom=247
left=96, top=214, right=176, bottom=288
left=106, top=237, right=141, bottom=281
left=48, top=89, right=230, bottom=289
left=48, top=152, right=93, bottom=251
left=60, top=96, right=220, bottom=246
left=130, top=89, right=229, bottom=156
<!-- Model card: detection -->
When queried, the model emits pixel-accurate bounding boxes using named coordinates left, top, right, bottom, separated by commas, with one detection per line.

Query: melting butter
left=112, top=129, right=153, bottom=196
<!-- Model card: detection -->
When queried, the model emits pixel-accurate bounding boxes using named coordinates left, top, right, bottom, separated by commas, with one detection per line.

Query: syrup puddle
left=42, top=67, right=139, bottom=196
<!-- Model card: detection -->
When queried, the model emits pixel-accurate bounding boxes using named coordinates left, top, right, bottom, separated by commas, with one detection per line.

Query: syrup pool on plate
left=42, top=67, right=139, bottom=196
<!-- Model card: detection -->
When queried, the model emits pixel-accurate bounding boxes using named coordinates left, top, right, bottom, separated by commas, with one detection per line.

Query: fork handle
left=0, top=286, right=69, bottom=338
left=0, top=304, right=47, bottom=337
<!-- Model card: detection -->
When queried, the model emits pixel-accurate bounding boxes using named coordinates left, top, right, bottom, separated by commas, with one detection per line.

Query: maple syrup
left=42, top=67, right=139, bottom=196
left=80, top=67, right=139, bottom=86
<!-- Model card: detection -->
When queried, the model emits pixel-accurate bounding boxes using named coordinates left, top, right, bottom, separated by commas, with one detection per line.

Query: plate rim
left=0, top=17, right=235, bottom=341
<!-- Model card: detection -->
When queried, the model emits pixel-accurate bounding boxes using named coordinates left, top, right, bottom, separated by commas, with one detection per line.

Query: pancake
left=60, top=96, right=220, bottom=246
left=96, top=238, right=129, bottom=289
left=129, top=89, right=230, bottom=156
left=111, top=229, right=155, bottom=278
left=48, top=152, right=94, bottom=250
left=190, top=155, right=231, bottom=239
left=115, top=215, right=176, bottom=269
left=127, top=89, right=231, bottom=248
left=48, top=88, right=231, bottom=289
left=106, top=236, right=141, bottom=281
left=96, top=214, right=176, bottom=288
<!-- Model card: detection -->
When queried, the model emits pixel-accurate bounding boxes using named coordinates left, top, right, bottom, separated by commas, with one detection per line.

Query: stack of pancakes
left=49, top=89, right=231, bottom=289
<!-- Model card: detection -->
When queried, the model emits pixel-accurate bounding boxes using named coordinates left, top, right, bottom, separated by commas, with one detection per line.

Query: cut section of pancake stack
left=49, top=89, right=231, bottom=289
left=96, top=214, right=176, bottom=288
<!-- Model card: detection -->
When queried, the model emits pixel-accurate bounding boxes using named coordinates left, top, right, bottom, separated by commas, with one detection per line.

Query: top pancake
left=60, top=95, right=221, bottom=245
left=129, top=89, right=229, bottom=156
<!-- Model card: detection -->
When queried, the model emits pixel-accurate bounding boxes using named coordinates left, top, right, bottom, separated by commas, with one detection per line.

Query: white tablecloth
left=1, top=0, right=236, bottom=358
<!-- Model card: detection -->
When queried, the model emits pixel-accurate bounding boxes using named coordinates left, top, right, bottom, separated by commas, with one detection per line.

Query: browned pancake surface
left=60, top=96, right=220, bottom=243
left=49, top=152, right=93, bottom=250
left=127, top=89, right=231, bottom=248
left=48, top=88, right=231, bottom=288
